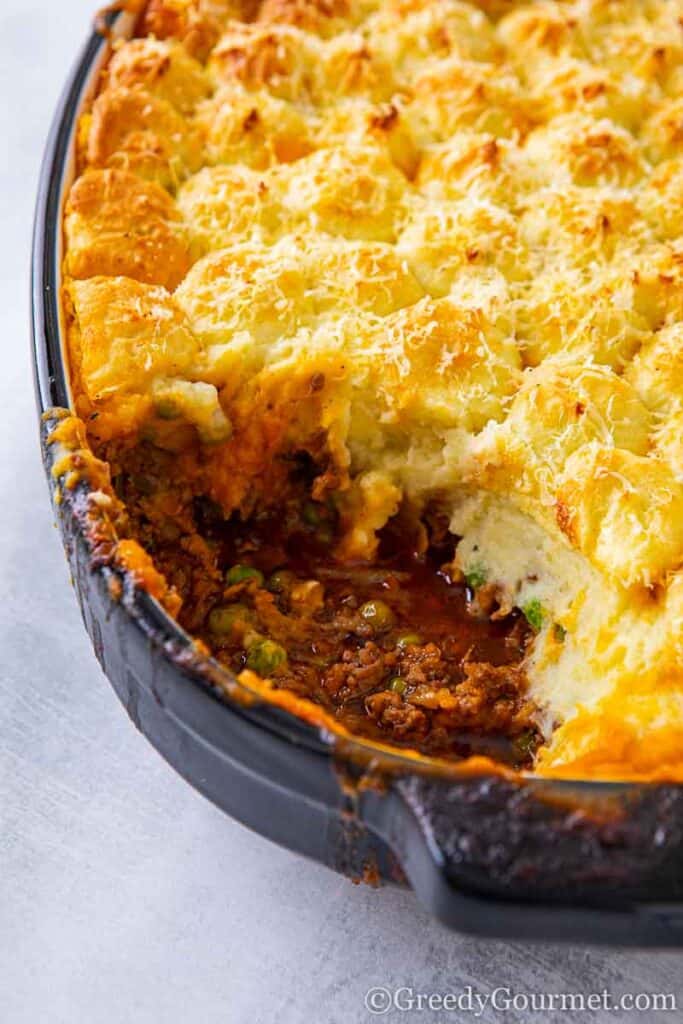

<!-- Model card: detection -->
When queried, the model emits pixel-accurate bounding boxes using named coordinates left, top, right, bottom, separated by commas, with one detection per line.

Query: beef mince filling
left=112, top=444, right=541, bottom=768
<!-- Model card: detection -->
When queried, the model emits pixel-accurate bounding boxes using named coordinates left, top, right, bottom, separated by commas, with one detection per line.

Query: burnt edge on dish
left=396, top=775, right=683, bottom=902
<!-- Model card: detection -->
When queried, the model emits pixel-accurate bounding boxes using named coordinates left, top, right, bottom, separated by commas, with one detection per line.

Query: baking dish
left=31, top=6, right=683, bottom=945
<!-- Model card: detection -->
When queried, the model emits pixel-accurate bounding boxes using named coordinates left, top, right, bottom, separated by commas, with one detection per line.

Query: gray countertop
left=1, top=2, right=681, bottom=1020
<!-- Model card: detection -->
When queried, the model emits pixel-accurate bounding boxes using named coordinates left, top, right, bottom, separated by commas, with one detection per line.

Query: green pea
left=359, top=600, right=395, bottom=632
left=388, top=677, right=406, bottom=695
left=246, top=639, right=288, bottom=676
left=155, top=397, right=180, bottom=420
left=267, top=569, right=295, bottom=594
left=208, top=603, right=251, bottom=636
left=396, top=632, right=422, bottom=650
left=302, top=501, right=321, bottom=526
left=464, top=563, right=487, bottom=590
left=225, top=564, right=264, bottom=587
left=521, top=598, right=545, bottom=632
left=553, top=622, right=567, bottom=643
left=513, top=730, right=537, bottom=760
left=317, top=525, right=334, bottom=546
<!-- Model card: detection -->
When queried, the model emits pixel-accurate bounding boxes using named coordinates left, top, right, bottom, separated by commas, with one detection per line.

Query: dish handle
left=359, top=771, right=683, bottom=945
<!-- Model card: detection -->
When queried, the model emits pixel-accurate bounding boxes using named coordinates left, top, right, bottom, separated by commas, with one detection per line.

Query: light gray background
left=1, top=2, right=681, bottom=1021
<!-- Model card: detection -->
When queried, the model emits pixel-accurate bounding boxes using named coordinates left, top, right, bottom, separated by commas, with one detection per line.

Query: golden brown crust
left=256, top=0, right=354, bottom=36
left=85, top=85, right=203, bottom=186
left=65, top=169, right=193, bottom=288
left=105, top=37, right=211, bottom=112
left=140, top=0, right=256, bottom=59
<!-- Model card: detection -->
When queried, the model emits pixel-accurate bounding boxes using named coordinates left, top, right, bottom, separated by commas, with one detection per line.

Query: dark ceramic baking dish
left=31, top=6, right=683, bottom=946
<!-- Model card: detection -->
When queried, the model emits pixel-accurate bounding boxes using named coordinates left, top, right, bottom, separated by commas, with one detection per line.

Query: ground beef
left=398, top=642, right=451, bottom=687
left=365, top=692, right=428, bottom=740
left=322, top=642, right=397, bottom=702
left=112, top=453, right=541, bottom=766
left=364, top=658, right=535, bottom=749
left=438, top=661, right=534, bottom=735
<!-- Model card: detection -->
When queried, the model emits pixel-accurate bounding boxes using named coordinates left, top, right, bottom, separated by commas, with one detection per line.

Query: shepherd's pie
left=60, top=0, right=683, bottom=780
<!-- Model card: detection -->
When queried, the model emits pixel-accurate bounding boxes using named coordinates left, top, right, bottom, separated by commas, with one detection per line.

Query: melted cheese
left=64, top=0, right=683, bottom=781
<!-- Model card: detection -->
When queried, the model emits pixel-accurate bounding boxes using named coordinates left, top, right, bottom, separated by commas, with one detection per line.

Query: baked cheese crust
left=63, top=0, right=683, bottom=780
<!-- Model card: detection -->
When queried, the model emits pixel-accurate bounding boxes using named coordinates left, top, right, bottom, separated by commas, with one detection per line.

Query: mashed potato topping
left=63, top=0, right=683, bottom=779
